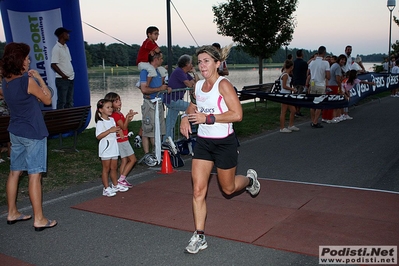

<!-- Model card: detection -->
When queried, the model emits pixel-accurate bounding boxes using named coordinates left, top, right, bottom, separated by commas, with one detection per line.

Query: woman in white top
left=179, top=45, right=260, bottom=254
left=279, top=60, right=299, bottom=133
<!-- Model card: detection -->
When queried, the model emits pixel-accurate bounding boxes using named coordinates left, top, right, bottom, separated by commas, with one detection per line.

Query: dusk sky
left=1, top=0, right=398, bottom=56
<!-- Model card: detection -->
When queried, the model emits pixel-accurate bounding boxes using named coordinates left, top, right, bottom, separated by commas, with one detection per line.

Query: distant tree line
left=84, top=42, right=388, bottom=68
left=0, top=41, right=388, bottom=68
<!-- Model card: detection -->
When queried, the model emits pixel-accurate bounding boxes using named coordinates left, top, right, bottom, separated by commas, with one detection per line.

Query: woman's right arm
left=180, top=101, right=196, bottom=139
left=96, top=123, right=120, bottom=140
left=27, top=69, right=52, bottom=105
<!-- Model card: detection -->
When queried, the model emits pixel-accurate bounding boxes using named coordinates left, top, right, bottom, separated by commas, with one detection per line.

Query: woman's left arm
left=216, top=79, right=242, bottom=123
left=27, top=69, right=52, bottom=105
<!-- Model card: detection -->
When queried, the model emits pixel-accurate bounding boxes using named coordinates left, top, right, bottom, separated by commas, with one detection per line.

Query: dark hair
left=318, top=46, right=326, bottom=55
left=287, top=54, right=293, bottom=60
left=146, top=26, right=159, bottom=36
left=95, top=99, right=113, bottom=123
left=148, top=52, right=162, bottom=63
left=212, top=43, right=221, bottom=49
left=196, top=45, right=221, bottom=62
left=177, top=54, right=192, bottom=68
left=104, top=92, right=120, bottom=102
left=347, top=69, right=357, bottom=85
left=283, top=59, right=294, bottom=70
left=296, top=49, right=303, bottom=57
left=0, top=42, right=30, bottom=78
left=337, top=54, right=347, bottom=65
left=104, top=92, right=120, bottom=112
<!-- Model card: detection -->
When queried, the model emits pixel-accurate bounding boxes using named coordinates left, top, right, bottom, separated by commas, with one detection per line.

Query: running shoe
left=279, top=128, right=292, bottom=133
left=246, top=169, right=260, bottom=196
left=166, top=136, right=178, bottom=155
left=134, top=135, right=142, bottom=148
left=185, top=231, right=208, bottom=254
left=118, top=179, right=133, bottom=188
left=103, top=187, right=116, bottom=197
left=111, top=184, right=129, bottom=192
left=311, top=123, right=323, bottom=128
left=287, top=126, right=300, bottom=131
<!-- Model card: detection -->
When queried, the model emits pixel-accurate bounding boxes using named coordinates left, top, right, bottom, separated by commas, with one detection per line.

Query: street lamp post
left=388, top=0, right=396, bottom=74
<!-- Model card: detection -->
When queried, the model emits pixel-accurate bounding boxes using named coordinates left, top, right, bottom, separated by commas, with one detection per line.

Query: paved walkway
left=1, top=96, right=398, bottom=265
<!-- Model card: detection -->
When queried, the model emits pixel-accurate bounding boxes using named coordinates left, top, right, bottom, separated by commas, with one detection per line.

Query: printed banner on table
left=239, top=72, right=399, bottom=109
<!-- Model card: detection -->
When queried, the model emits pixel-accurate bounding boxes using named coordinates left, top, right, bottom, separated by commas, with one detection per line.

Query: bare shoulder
left=219, top=77, right=234, bottom=92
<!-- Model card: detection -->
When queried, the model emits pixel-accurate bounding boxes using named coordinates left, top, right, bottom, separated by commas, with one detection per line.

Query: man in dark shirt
left=292, top=49, right=308, bottom=116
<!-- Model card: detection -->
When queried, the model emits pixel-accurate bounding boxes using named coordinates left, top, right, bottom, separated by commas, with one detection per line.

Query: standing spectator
left=382, top=57, right=389, bottom=72
left=139, top=52, right=171, bottom=155
left=279, top=60, right=299, bottom=133
left=307, top=46, right=330, bottom=128
left=164, top=54, right=199, bottom=141
left=212, top=43, right=229, bottom=76
left=1, top=42, right=57, bottom=231
left=51, top=27, right=74, bottom=109
left=351, top=56, right=366, bottom=74
left=292, top=49, right=308, bottom=116
left=390, top=59, right=399, bottom=97
left=325, top=54, right=347, bottom=123
left=342, top=70, right=375, bottom=117
left=180, top=45, right=260, bottom=254
left=104, top=92, right=138, bottom=188
left=342, top=45, right=352, bottom=73
left=95, top=99, right=128, bottom=197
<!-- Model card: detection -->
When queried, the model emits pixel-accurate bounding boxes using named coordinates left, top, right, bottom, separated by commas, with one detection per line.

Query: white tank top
left=195, top=76, right=234, bottom=138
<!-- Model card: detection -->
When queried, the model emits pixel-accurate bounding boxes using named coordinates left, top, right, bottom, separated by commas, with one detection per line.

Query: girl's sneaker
left=118, top=179, right=133, bottom=188
left=111, top=183, right=129, bottom=192
left=103, top=187, right=116, bottom=197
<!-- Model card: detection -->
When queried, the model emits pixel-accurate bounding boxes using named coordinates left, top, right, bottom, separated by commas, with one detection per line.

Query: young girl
left=341, top=69, right=375, bottom=119
left=104, top=92, right=138, bottom=188
left=95, top=99, right=128, bottom=197
left=279, top=60, right=300, bottom=133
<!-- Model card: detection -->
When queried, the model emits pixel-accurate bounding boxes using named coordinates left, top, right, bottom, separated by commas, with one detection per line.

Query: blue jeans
left=56, top=78, right=74, bottom=109
left=9, top=133, right=47, bottom=174
left=164, top=99, right=189, bottom=141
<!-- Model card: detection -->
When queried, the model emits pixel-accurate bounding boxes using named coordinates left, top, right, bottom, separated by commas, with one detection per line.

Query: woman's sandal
left=7, top=214, right=32, bottom=225
left=34, top=219, right=57, bottom=232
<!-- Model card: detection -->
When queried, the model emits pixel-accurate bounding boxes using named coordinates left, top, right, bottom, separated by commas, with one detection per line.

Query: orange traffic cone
left=160, top=150, right=174, bottom=174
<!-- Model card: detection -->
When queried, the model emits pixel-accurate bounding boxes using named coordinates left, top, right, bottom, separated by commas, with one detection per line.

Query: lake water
left=87, top=63, right=377, bottom=128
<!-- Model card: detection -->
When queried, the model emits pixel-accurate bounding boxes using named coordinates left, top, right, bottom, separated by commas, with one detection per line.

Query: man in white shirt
left=51, top=27, right=75, bottom=109
left=307, top=46, right=330, bottom=128
left=342, top=45, right=353, bottom=73
left=351, top=56, right=365, bottom=74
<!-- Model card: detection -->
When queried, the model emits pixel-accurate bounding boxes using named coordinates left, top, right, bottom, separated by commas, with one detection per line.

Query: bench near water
left=238, top=83, right=274, bottom=107
left=0, top=105, right=91, bottom=152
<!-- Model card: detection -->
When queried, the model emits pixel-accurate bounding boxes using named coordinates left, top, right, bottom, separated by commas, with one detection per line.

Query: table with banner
left=238, top=72, right=399, bottom=109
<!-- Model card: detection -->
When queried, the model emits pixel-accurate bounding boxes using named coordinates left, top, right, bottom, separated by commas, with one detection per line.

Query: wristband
left=205, top=114, right=215, bottom=125
left=181, top=113, right=188, bottom=119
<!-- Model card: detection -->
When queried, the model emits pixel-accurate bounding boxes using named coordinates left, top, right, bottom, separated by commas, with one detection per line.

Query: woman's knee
left=221, top=185, right=235, bottom=195
left=192, top=185, right=207, bottom=199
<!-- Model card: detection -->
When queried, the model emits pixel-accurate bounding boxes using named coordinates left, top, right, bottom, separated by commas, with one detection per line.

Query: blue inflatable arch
left=0, top=0, right=91, bottom=129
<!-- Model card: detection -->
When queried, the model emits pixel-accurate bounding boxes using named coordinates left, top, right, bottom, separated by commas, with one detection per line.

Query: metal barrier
left=157, top=87, right=193, bottom=141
